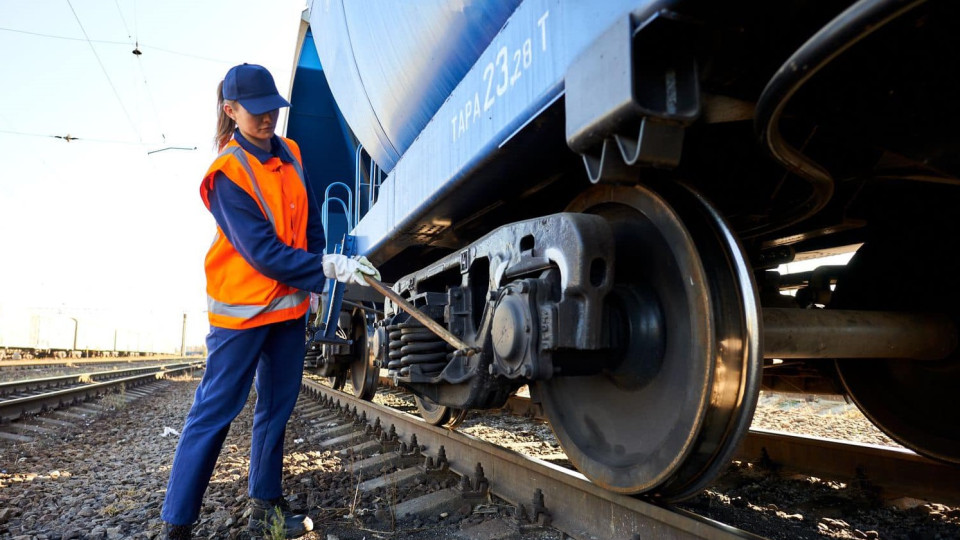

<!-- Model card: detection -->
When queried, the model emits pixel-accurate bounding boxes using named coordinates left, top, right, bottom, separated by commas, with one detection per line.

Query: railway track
left=301, top=377, right=762, bottom=540
left=303, top=375, right=959, bottom=539
left=736, top=428, right=960, bottom=508
left=0, top=361, right=204, bottom=441
left=0, top=368, right=953, bottom=538
left=498, top=392, right=960, bottom=508
left=0, top=355, right=194, bottom=375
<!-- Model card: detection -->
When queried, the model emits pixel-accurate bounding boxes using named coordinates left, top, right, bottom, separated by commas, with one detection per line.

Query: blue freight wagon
left=288, top=0, right=960, bottom=500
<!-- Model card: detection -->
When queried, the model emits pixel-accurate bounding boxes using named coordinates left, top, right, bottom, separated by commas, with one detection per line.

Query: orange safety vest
left=199, top=137, right=311, bottom=330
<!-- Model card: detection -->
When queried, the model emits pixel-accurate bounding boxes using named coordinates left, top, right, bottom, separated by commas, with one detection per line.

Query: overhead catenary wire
left=0, top=26, right=129, bottom=45
left=0, top=128, right=198, bottom=155
left=114, top=0, right=132, bottom=39
left=133, top=59, right=167, bottom=141
left=133, top=43, right=231, bottom=64
left=65, top=0, right=142, bottom=143
left=0, top=128, right=167, bottom=146
left=146, top=146, right=197, bottom=155
left=0, top=26, right=233, bottom=64
left=117, top=0, right=168, bottom=143
left=1, top=3, right=253, bottom=152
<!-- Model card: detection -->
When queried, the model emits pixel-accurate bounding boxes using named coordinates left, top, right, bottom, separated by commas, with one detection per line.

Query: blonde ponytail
left=214, top=81, right=236, bottom=151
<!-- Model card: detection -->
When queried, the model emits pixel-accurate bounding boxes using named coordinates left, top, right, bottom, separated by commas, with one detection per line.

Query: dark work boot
left=248, top=497, right=313, bottom=538
left=162, top=522, right=193, bottom=539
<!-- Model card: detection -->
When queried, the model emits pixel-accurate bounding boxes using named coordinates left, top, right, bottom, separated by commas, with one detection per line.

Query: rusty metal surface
left=504, top=393, right=544, bottom=419
left=303, top=378, right=760, bottom=540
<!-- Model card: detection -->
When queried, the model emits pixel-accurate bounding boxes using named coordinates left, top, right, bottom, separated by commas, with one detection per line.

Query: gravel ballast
left=0, top=375, right=957, bottom=540
left=0, top=377, right=561, bottom=539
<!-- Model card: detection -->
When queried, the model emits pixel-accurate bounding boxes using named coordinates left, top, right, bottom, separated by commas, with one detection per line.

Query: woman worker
left=161, top=63, right=378, bottom=539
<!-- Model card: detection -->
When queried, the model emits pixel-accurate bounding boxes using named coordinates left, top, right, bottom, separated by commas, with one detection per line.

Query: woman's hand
left=321, top=254, right=381, bottom=285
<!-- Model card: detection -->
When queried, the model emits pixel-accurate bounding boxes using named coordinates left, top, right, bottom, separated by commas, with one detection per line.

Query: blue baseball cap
left=222, top=63, right=290, bottom=115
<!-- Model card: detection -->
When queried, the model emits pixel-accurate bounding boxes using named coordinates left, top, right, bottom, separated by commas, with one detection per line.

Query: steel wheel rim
left=350, top=306, right=379, bottom=400
left=538, top=183, right=761, bottom=499
left=415, top=395, right=453, bottom=425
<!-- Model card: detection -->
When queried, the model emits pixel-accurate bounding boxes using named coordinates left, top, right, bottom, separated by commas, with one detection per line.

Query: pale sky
left=0, top=0, right=308, bottom=352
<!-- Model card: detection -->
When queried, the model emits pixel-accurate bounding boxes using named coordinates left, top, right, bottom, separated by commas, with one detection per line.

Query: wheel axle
left=763, top=307, right=957, bottom=361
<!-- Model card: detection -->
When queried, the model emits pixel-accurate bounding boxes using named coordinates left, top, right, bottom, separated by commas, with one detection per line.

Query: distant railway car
left=0, top=312, right=76, bottom=358
left=290, top=0, right=960, bottom=500
left=0, top=309, right=163, bottom=359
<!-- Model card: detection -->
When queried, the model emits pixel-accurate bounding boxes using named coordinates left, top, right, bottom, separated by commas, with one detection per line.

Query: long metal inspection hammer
left=362, top=274, right=480, bottom=358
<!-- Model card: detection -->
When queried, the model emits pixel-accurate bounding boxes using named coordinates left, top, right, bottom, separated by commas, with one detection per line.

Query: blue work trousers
left=161, top=318, right=305, bottom=526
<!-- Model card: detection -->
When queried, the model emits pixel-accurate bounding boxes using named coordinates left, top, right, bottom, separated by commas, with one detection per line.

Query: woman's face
left=224, top=101, right=279, bottom=149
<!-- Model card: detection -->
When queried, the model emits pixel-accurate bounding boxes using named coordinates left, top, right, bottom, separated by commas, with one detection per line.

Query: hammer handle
left=362, top=274, right=476, bottom=355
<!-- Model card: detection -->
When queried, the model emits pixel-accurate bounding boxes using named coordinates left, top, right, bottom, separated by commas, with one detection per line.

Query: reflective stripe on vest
left=215, top=139, right=307, bottom=229
left=219, top=145, right=276, bottom=227
left=275, top=138, right=306, bottom=188
left=202, top=137, right=311, bottom=329
left=207, top=289, right=308, bottom=320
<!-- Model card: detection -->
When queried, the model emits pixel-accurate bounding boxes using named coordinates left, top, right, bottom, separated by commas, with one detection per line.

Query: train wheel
left=349, top=305, right=379, bottom=400
left=414, top=395, right=467, bottom=428
left=831, top=235, right=960, bottom=464
left=537, top=183, right=762, bottom=500
left=414, top=395, right=451, bottom=425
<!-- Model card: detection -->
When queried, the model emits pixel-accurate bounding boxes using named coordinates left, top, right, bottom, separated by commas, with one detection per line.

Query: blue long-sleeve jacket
left=206, top=130, right=328, bottom=293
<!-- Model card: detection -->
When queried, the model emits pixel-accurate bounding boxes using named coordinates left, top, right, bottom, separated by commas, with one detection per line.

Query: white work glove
left=321, top=254, right=381, bottom=286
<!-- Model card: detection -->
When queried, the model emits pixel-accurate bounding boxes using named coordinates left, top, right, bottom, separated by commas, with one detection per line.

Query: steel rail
left=302, top=378, right=761, bottom=540
left=0, top=362, right=198, bottom=398
left=500, top=393, right=960, bottom=507
left=389, top=383, right=960, bottom=509
left=736, top=428, right=960, bottom=507
left=0, top=355, right=193, bottom=370
left=0, top=363, right=203, bottom=422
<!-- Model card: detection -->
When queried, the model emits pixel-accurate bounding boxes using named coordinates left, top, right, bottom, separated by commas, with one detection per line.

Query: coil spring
left=386, top=319, right=451, bottom=376
left=303, top=338, right=322, bottom=368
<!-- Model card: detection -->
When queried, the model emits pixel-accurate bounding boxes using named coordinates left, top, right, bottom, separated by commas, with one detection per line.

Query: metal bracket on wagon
left=565, top=13, right=701, bottom=183
left=476, top=212, right=615, bottom=352
left=305, top=235, right=357, bottom=376
left=312, top=234, right=357, bottom=344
